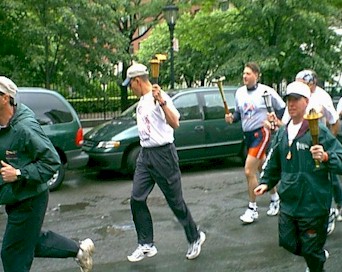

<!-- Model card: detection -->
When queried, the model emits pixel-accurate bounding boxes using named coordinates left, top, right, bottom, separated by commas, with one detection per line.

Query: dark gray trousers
left=279, top=212, right=328, bottom=272
left=130, top=143, right=199, bottom=245
left=1, top=190, right=79, bottom=272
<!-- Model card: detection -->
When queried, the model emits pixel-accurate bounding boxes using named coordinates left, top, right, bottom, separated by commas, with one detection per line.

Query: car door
left=172, top=92, right=206, bottom=162
left=200, top=88, right=244, bottom=159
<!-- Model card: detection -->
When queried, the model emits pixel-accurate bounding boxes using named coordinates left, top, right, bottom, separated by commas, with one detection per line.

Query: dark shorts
left=244, top=127, right=270, bottom=159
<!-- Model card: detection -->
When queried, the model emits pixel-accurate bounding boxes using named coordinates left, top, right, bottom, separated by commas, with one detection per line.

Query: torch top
left=304, top=108, right=323, bottom=121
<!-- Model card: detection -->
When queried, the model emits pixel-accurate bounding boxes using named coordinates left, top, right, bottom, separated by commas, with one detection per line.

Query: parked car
left=17, top=87, right=89, bottom=191
left=83, top=86, right=245, bottom=174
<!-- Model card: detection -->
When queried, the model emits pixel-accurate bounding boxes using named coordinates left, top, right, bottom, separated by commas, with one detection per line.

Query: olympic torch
left=149, top=58, right=160, bottom=84
left=262, top=90, right=275, bottom=130
left=213, top=76, right=230, bottom=114
left=150, top=58, right=160, bottom=104
left=304, top=108, right=323, bottom=168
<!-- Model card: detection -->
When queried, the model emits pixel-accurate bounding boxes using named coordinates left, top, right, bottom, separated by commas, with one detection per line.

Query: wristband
left=159, top=101, right=167, bottom=107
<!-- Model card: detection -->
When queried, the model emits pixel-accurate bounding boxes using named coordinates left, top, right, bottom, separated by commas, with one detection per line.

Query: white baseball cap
left=284, top=81, right=311, bottom=99
left=0, top=76, right=18, bottom=105
left=122, top=63, right=149, bottom=86
left=295, top=69, right=316, bottom=84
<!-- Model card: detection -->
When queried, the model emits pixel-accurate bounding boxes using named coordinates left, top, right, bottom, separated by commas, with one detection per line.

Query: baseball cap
left=284, top=81, right=311, bottom=99
left=295, top=69, right=316, bottom=84
left=122, top=63, right=149, bottom=86
left=0, top=76, right=18, bottom=105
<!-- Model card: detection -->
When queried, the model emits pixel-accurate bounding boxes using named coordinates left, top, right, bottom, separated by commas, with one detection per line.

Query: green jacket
left=260, top=120, right=342, bottom=217
left=0, top=104, right=61, bottom=203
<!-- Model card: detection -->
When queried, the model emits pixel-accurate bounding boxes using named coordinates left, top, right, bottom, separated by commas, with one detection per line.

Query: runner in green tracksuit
left=260, top=121, right=342, bottom=220
left=0, top=76, right=94, bottom=272
left=255, top=81, right=342, bottom=272
left=0, top=103, right=60, bottom=202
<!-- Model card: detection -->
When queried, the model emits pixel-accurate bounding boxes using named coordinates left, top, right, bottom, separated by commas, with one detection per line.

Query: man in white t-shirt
left=225, top=62, right=286, bottom=224
left=122, top=62, right=206, bottom=262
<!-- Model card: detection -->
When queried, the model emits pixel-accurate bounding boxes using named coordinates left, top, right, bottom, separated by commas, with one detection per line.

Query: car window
left=173, top=93, right=201, bottom=121
left=19, top=92, right=73, bottom=125
left=203, top=90, right=235, bottom=120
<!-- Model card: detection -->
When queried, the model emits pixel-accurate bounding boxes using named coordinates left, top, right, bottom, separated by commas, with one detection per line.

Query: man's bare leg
left=239, top=155, right=261, bottom=223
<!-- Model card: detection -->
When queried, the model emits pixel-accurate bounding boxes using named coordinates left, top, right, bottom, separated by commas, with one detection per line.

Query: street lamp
left=163, top=4, right=179, bottom=90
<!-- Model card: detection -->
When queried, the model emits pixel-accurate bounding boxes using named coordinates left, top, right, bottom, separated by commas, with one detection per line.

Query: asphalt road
left=0, top=159, right=341, bottom=272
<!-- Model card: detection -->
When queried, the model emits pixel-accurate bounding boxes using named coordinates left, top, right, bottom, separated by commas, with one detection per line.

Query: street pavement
left=0, top=160, right=341, bottom=272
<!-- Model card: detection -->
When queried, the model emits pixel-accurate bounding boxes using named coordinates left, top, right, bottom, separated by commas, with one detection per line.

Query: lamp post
left=163, top=4, right=179, bottom=90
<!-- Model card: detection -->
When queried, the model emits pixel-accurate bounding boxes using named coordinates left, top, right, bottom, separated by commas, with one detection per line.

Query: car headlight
left=96, top=141, right=120, bottom=149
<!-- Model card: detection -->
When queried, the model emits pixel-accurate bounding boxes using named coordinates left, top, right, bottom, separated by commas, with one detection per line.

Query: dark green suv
left=17, top=87, right=89, bottom=191
left=83, top=86, right=245, bottom=174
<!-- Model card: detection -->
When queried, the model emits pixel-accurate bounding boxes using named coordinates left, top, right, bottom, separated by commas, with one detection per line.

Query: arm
left=18, top=122, right=61, bottom=184
left=225, top=111, right=241, bottom=124
left=159, top=100, right=180, bottom=129
left=258, top=128, right=284, bottom=190
left=152, top=84, right=180, bottom=129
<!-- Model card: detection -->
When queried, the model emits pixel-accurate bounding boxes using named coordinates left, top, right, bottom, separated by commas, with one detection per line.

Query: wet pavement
left=0, top=159, right=341, bottom=272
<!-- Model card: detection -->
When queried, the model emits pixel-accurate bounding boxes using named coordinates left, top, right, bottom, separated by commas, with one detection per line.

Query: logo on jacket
left=296, top=142, right=309, bottom=151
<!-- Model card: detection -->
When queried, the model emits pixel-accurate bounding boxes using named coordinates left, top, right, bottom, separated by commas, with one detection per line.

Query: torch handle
left=311, top=135, right=320, bottom=168
left=223, top=101, right=229, bottom=115
left=217, top=81, right=230, bottom=114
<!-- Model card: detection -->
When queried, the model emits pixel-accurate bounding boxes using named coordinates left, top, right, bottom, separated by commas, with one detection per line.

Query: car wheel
left=126, top=146, right=141, bottom=174
left=48, top=164, right=66, bottom=191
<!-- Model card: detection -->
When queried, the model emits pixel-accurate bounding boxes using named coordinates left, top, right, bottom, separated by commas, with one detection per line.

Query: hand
left=225, top=113, right=234, bottom=124
left=152, top=84, right=163, bottom=103
left=310, top=145, right=327, bottom=162
left=263, top=119, right=273, bottom=131
left=264, top=112, right=279, bottom=131
left=254, top=184, right=268, bottom=196
left=0, top=160, right=17, bottom=183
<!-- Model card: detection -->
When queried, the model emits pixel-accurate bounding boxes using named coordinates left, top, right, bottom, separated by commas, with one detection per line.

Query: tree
left=108, top=0, right=174, bottom=109
left=0, top=0, right=125, bottom=95
left=138, top=9, right=241, bottom=88
left=228, top=0, right=342, bottom=87
left=138, top=0, right=342, bottom=90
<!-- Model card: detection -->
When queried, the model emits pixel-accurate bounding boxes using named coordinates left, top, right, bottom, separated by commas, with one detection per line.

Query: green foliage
left=138, top=0, right=341, bottom=88
left=227, top=0, right=342, bottom=85
left=0, top=0, right=341, bottom=100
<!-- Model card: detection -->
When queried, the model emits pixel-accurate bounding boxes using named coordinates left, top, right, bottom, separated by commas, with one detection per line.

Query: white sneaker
left=324, top=249, right=329, bottom=259
left=327, top=208, right=337, bottom=235
left=186, top=231, right=206, bottom=260
left=240, top=207, right=258, bottom=223
left=76, top=238, right=95, bottom=272
left=267, top=199, right=280, bottom=216
left=336, top=207, right=342, bottom=222
left=127, top=244, right=157, bottom=262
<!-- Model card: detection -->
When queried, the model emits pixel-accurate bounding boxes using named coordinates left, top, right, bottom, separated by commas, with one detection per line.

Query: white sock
left=270, top=192, right=279, bottom=201
left=249, top=202, right=257, bottom=209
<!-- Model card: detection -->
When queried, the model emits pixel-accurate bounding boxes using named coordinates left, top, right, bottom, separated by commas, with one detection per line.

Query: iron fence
left=67, top=96, right=138, bottom=121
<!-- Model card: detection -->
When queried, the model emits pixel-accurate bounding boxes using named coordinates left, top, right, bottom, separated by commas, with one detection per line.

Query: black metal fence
left=67, top=96, right=138, bottom=122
